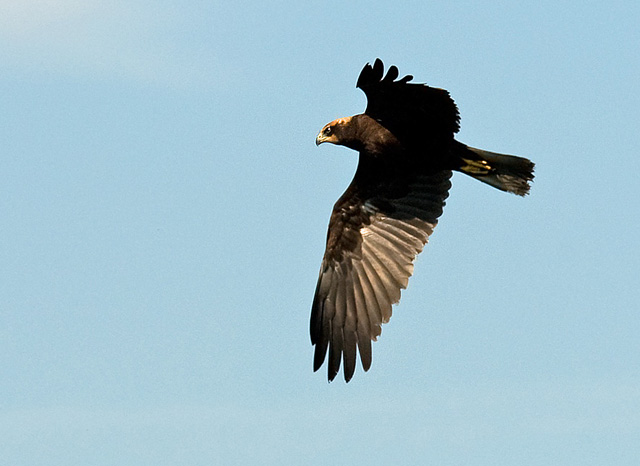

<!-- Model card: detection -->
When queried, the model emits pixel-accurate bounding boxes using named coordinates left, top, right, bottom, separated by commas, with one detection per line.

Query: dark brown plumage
left=312, top=59, right=534, bottom=382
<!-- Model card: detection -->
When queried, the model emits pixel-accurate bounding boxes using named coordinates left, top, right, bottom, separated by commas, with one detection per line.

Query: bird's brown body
left=313, top=59, right=534, bottom=382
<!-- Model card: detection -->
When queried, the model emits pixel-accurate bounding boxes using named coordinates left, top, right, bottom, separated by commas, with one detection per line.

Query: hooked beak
left=315, top=132, right=327, bottom=146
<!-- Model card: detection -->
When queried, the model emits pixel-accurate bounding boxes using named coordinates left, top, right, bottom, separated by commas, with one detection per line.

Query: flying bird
left=312, top=59, right=534, bottom=382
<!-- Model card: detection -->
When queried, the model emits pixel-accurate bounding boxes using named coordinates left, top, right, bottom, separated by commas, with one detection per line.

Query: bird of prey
left=312, top=59, right=534, bottom=382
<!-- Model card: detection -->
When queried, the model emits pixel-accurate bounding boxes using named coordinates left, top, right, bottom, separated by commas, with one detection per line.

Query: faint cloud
left=0, top=0, right=229, bottom=89
left=0, top=0, right=96, bottom=34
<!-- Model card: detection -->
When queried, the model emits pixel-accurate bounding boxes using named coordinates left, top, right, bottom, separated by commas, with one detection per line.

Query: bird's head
left=315, top=117, right=354, bottom=147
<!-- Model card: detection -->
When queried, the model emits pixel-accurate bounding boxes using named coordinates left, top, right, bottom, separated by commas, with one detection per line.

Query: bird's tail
left=455, top=143, right=535, bottom=196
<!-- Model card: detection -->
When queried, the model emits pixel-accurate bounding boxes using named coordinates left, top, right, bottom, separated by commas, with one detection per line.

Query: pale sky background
left=2, top=1, right=639, bottom=465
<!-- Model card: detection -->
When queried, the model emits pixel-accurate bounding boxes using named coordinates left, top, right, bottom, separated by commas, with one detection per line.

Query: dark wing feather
left=356, top=59, right=460, bottom=145
left=311, top=161, right=452, bottom=382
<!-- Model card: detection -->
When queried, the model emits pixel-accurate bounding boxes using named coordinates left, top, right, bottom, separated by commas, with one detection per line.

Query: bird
left=311, top=59, right=534, bottom=382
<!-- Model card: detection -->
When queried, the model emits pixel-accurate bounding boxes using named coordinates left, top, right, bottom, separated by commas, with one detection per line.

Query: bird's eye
left=324, top=126, right=333, bottom=135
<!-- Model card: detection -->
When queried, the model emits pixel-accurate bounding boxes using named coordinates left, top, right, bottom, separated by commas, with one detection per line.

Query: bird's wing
left=311, top=159, right=452, bottom=382
left=356, top=59, right=460, bottom=145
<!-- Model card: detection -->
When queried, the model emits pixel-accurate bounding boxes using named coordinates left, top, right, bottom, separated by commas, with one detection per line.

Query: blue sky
left=1, top=1, right=639, bottom=464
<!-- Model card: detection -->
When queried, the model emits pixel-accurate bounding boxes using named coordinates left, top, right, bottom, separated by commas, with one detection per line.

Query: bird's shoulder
left=323, top=155, right=449, bottom=263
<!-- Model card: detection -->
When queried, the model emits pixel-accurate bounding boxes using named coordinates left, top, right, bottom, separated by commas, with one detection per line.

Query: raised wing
left=356, top=59, right=460, bottom=147
left=311, top=159, right=452, bottom=382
